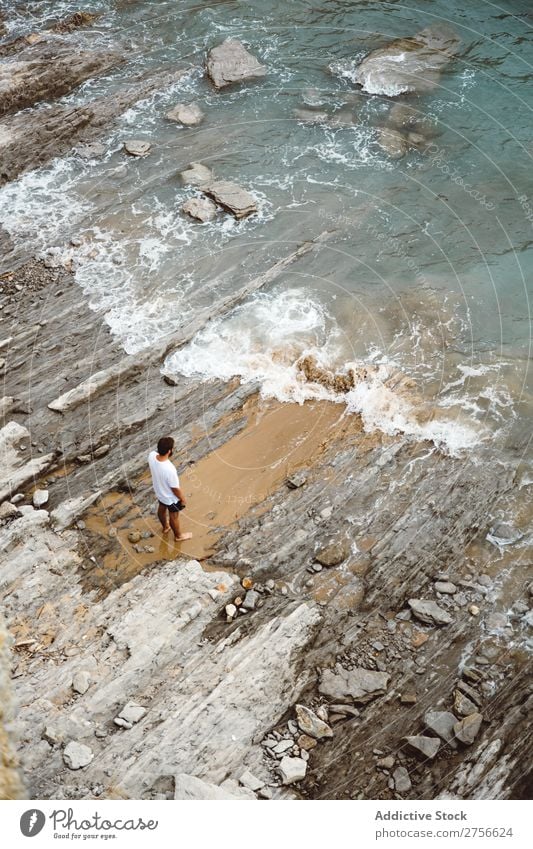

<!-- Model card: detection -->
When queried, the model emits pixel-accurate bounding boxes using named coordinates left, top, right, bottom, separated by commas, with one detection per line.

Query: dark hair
left=157, top=436, right=174, bottom=456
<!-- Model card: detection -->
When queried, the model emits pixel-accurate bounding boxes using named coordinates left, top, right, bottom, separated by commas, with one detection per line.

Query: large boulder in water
left=353, top=24, right=460, bottom=96
left=206, top=38, right=267, bottom=89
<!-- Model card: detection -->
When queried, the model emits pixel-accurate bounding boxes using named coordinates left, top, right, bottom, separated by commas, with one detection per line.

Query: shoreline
left=0, top=9, right=531, bottom=803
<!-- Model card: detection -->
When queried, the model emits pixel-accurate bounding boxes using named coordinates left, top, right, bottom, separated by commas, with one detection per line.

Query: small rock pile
left=261, top=703, right=334, bottom=788
left=224, top=577, right=265, bottom=621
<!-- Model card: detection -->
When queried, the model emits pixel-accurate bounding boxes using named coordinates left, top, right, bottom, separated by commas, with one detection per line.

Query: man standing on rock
left=148, top=436, right=192, bottom=542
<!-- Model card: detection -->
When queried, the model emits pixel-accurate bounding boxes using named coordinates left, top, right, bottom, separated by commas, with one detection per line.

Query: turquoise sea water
left=0, top=0, right=532, bottom=459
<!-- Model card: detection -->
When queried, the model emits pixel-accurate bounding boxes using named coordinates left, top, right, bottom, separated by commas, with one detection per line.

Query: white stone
left=63, top=741, right=93, bottom=770
left=116, top=701, right=146, bottom=725
left=32, top=489, right=49, bottom=509
left=72, top=670, right=91, bottom=695
left=279, top=756, right=307, bottom=785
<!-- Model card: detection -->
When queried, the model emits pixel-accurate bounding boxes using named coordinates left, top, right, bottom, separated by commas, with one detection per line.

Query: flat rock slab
left=353, top=24, right=461, bottom=96
left=424, top=710, right=457, bottom=747
left=174, top=773, right=252, bottom=800
left=202, top=180, right=257, bottom=219
left=206, top=38, right=267, bottom=89
left=0, top=41, right=122, bottom=116
left=166, top=102, right=205, bottom=126
left=454, top=712, right=483, bottom=745
left=453, top=689, right=478, bottom=717
left=180, top=162, right=214, bottom=186
left=182, top=197, right=217, bottom=222
left=405, top=734, right=440, bottom=760
left=319, top=666, right=389, bottom=704
left=115, top=701, right=147, bottom=726
left=408, top=598, right=453, bottom=626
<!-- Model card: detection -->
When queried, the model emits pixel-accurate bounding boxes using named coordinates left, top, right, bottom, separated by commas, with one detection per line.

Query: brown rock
left=297, top=734, right=317, bottom=751
left=314, top=539, right=350, bottom=568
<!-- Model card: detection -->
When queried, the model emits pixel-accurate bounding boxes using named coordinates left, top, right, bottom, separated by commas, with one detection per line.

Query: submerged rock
left=206, top=38, right=267, bottom=89
left=353, top=24, right=461, bottom=96
left=376, top=127, right=408, bottom=159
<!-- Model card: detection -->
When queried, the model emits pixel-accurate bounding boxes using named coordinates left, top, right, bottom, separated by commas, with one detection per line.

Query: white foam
left=344, top=368, right=481, bottom=454
left=164, top=289, right=483, bottom=455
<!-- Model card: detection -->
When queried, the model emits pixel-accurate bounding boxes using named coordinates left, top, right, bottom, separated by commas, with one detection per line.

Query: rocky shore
left=0, top=10, right=531, bottom=802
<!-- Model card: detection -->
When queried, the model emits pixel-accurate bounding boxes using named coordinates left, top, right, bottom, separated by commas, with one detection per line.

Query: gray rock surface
left=174, top=773, right=252, bottom=800
left=424, top=710, right=457, bottom=747
left=180, top=162, right=213, bottom=186
left=202, top=180, right=257, bottom=219
left=123, top=140, right=151, bottom=157
left=454, top=690, right=478, bottom=717
left=206, top=38, right=266, bottom=89
left=182, top=197, right=217, bottom=223
left=454, top=713, right=483, bottom=745
left=279, top=755, right=307, bottom=785
left=63, top=741, right=94, bottom=770
left=434, top=581, right=457, bottom=594
left=72, top=671, right=91, bottom=695
left=405, top=735, right=440, bottom=760
left=393, top=766, right=412, bottom=793
left=319, top=667, right=389, bottom=704
left=408, top=599, right=453, bottom=626
left=0, top=40, right=122, bottom=117
left=242, top=589, right=260, bottom=611
left=116, top=702, right=147, bottom=726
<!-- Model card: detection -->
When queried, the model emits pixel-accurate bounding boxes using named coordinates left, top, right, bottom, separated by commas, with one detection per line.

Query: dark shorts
left=159, top=499, right=184, bottom=513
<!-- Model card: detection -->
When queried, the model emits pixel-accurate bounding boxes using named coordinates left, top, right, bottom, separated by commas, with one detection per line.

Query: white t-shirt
left=148, top=451, right=180, bottom=505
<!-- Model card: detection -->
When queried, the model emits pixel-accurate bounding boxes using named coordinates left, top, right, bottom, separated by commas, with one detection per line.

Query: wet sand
left=83, top=395, right=364, bottom=588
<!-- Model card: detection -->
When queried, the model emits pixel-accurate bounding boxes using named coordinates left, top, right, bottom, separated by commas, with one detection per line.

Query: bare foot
left=162, top=525, right=171, bottom=534
left=174, top=532, right=193, bottom=542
